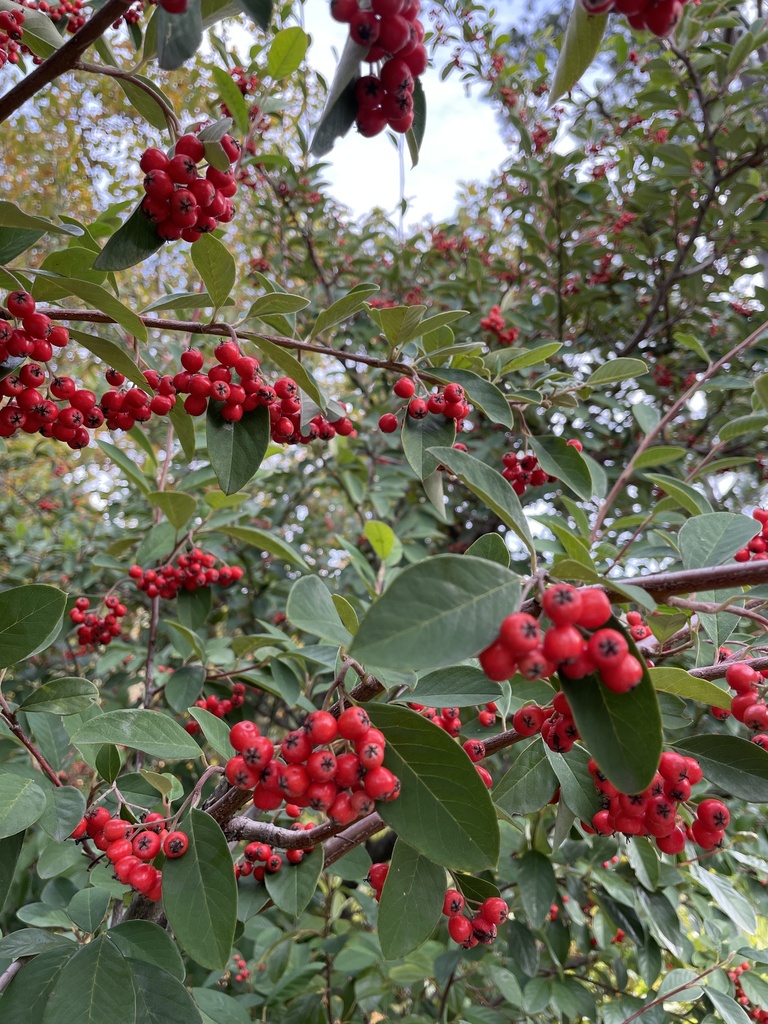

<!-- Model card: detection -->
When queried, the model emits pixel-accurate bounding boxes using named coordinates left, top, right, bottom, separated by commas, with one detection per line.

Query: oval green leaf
left=71, top=709, right=202, bottom=760
left=0, top=584, right=66, bottom=668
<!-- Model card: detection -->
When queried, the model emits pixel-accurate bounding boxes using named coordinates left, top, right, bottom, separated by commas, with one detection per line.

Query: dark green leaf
left=93, top=202, right=163, bottom=271
left=0, top=773, right=47, bottom=839
left=66, top=887, right=111, bottom=933
left=264, top=846, right=323, bottom=915
left=673, top=735, right=768, bottom=801
left=211, top=66, right=249, bottom=134
left=192, top=988, right=250, bottom=1024
left=0, top=200, right=81, bottom=236
left=169, top=402, right=197, bottom=461
left=401, top=413, right=456, bottom=480
left=517, top=850, right=557, bottom=929
left=206, top=403, right=270, bottom=495
left=117, top=75, right=173, bottom=130
left=545, top=744, right=601, bottom=822
left=585, top=357, right=648, bottom=387
left=250, top=335, right=326, bottom=408
left=0, top=584, right=66, bottom=667
left=68, top=329, right=148, bottom=390
left=220, top=525, right=309, bottom=571
left=71, top=709, right=202, bottom=760
left=18, top=677, right=99, bottom=716
left=310, top=283, right=380, bottom=338
left=95, top=744, right=123, bottom=783
left=42, top=938, right=134, bottom=1024
left=465, top=533, right=510, bottom=566
left=644, top=473, right=713, bottom=515
left=156, top=0, right=203, bottom=69
left=549, top=0, right=608, bottom=102
left=108, top=921, right=186, bottom=982
left=428, top=448, right=534, bottom=559
left=0, top=0, right=62, bottom=56
left=0, top=226, right=44, bottom=263
left=0, top=831, right=24, bottom=912
left=351, top=554, right=520, bottom=672
left=0, top=927, right=73, bottom=959
left=493, top=739, right=558, bottom=816
left=129, top=959, right=204, bottom=1024
left=528, top=435, right=594, bottom=501
left=407, top=666, right=502, bottom=707
left=0, top=946, right=75, bottom=1021
left=678, top=512, right=760, bottom=569
left=367, top=704, right=500, bottom=872
left=378, top=840, right=445, bottom=959
left=706, top=987, right=752, bottom=1024
left=405, top=76, right=426, bottom=168
left=40, top=786, right=86, bottom=843
left=428, top=368, right=513, bottom=429
left=187, top=707, right=234, bottom=760
left=191, top=233, right=236, bottom=308
left=308, top=77, right=358, bottom=158
left=162, top=808, right=237, bottom=969
left=164, top=665, right=206, bottom=713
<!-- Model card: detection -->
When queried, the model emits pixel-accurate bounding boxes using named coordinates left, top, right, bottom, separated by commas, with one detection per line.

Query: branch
left=0, top=958, right=27, bottom=994
left=322, top=813, right=386, bottom=867
left=623, top=560, right=768, bottom=600
left=0, top=687, right=62, bottom=787
left=667, top=595, right=768, bottom=632
left=224, top=813, right=364, bottom=849
left=0, top=0, right=133, bottom=125
left=619, top=960, right=727, bottom=1024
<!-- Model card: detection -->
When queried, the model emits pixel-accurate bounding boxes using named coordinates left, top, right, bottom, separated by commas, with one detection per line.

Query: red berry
left=164, top=830, right=189, bottom=857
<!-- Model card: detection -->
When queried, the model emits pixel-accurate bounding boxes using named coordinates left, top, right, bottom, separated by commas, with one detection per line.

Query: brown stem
left=619, top=960, right=727, bottom=1024
left=0, top=689, right=62, bottom=787
left=624, top=560, right=768, bottom=600
left=591, top=316, right=768, bottom=542
left=322, top=813, right=386, bottom=867
left=0, top=0, right=133, bottom=125
left=667, top=596, right=768, bottom=632
left=689, top=655, right=768, bottom=680
left=224, top=813, right=362, bottom=849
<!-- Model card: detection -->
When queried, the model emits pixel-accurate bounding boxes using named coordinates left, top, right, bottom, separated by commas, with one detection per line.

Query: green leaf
left=401, top=413, right=456, bottom=480
left=528, top=435, right=594, bottom=501
left=649, top=667, right=731, bottom=710
left=644, top=473, right=713, bottom=515
left=678, top=512, right=760, bottom=569
left=706, top=987, right=752, bottom=1024
left=428, top=368, right=513, bottom=428
left=634, top=446, right=687, bottom=470
left=560, top=624, right=662, bottom=794
left=68, top=329, right=149, bottom=390
left=0, top=584, right=66, bottom=667
left=156, top=0, right=203, bottom=69
left=517, top=850, right=557, bottom=928
left=0, top=946, right=75, bottom=1021
left=220, top=525, right=309, bottom=571
left=740, top=973, right=768, bottom=1011
left=496, top=342, right=562, bottom=373
left=690, top=864, right=757, bottom=935
left=162, top=808, right=237, bottom=969
left=625, top=836, right=659, bottom=892
left=192, top=988, right=250, bottom=1024
left=754, top=372, right=768, bottom=413
left=18, top=677, right=99, bottom=716
left=719, top=414, right=768, bottom=441
left=191, top=233, right=236, bottom=309
left=147, top=490, right=197, bottom=529
left=378, top=840, right=445, bottom=959
left=549, top=0, right=608, bottom=102
left=165, top=665, right=206, bottom=713
left=43, top=936, right=135, bottom=1024
left=98, top=439, right=152, bottom=495
left=67, top=887, right=111, bottom=933
left=309, top=76, right=358, bottom=158
left=367, top=704, right=500, bottom=872
left=465, top=533, right=510, bottom=566
left=0, top=927, right=73, bottom=959
left=0, top=0, right=62, bottom=56
left=267, top=25, right=309, bottom=78
left=96, top=744, right=123, bottom=783
left=247, top=292, right=310, bottom=317
left=585, top=358, right=648, bottom=387
left=286, top=575, right=352, bottom=646
left=163, top=619, right=206, bottom=661
left=0, top=226, right=44, bottom=263
left=405, top=76, right=426, bottom=167
left=310, top=284, right=380, bottom=338
left=40, top=785, right=86, bottom=843
left=169, top=402, right=197, bottom=462
left=0, top=200, right=81, bottom=237
left=545, top=744, right=602, bottom=822
left=232, top=0, right=270, bottom=28
left=34, top=273, right=146, bottom=341
left=249, top=335, right=326, bottom=409
left=332, top=595, right=359, bottom=635
left=363, top=520, right=396, bottom=561
left=93, top=201, right=164, bottom=272
left=673, top=735, right=768, bottom=801
left=0, top=831, right=24, bottom=912
left=546, top=558, right=656, bottom=611
left=210, top=66, right=249, bottom=135
left=71, top=709, right=202, bottom=760
left=264, top=846, right=323, bottom=915
left=407, top=666, right=502, bottom=707
left=493, top=738, right=559, bottom=816
left=130, top=959, right=204, bottom=1024
left=427, top=449, right=535, bottom=559
left=117, top=75, right=174, bottom=131
left=187, top=706, right=235, bottom=760
left=0, top=773, right=47, bottom=839
left=374, top=305, right=427, bottom=347
left=206, top=403, right=270, bottom=495
left=108, top=921, right=186, bottom=982
left=351, top=555, right=520, bottom=673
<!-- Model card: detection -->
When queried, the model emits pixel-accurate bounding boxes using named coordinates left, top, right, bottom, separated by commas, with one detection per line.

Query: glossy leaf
left=39, top=786, right=86, bottom=843
left=93, top=201, right=164, bottom=271
left=310, top=283, right=380, bottom=337
left=0, top=927, right=73, bottom=959
left=162, top=808, right=237, bottom=969
left=191, top=233, right=236, bottom=308
left=0, top=774, right=47, bottom=839
left=367, top=704, right=500, bottom=872
left=406, top=666, right=502, bottom=707
left=429, top=368, right=513, bottom=428
left=351, top=554, right=520, bottom=672
left=517, top=850, right=557, bottom=928
left=18, top=677, right=99, bottom=716
left=0, top=202, right=81, bottom=237
left=0, top=584, right=66, bottom=668
left=428, top=447, right=535, bottom=558
left=108, top=921, right=186, bottom=982
left=378, top=840, right=445, bottom=959
left=0, top=946, right=75, bottom=1021
left=71, top=709, right=202, bottom=760
left=206, top=403, right=270, bottom=495
left=187, top=706, right=234, bottom=760
left=528, top=435, right=594, bottom=502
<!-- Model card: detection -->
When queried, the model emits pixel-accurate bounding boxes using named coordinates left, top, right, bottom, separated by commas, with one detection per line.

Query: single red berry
left=448, top=915, right=473, bottom=944
left=164, top=831, right=189, bottom=858
left=443, top=889, right=465, bottom=916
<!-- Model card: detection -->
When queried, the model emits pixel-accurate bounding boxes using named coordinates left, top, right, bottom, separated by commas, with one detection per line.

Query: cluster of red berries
left=729, top=963, right=768, bottom=1023
left=230, top=953, right=250, bottom=984
left=330, top=0, right=428, bottom=138
left=378, top=379, right=472, bottom=433
left=99, top=365, right=182, bottom=431
left=480, top=585, right=645, bottom=694
left=509, top=692, right=581, bottom=755
left=186, top=684, right=247, bottom=734
left=224, top=707, right=401, bottom=824
left=734, top=509, right=768, bottom=562
left=0, top=8, right=25, bottom=67
left=128, top=548, right=244, bottom=600
left=70, top=808, right=188, bottom=902
left=442, top=887, right=509, bottom=948
left=234, top=826, right=315, bottom=881
left=626, top=609, right=653, bottom=642
left=588, top=751, right=730, bottom=854
left=580, top=0, right=685, bottom=37
left=69, top=595, right=128, bottom=648
left=171, top=345, right=356, bottom=439
left=407, top=702, right=463, bottom=737
left=501, top=451, right=557, bottom=496
left=140, top=132, right=239, bottom=244
left=716, top=662, right=768, bottom=748
left=479, top=305, right=520, bottom=346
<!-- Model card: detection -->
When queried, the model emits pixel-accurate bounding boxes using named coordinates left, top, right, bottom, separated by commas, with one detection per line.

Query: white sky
left=300, top=4, right=511, bottom=226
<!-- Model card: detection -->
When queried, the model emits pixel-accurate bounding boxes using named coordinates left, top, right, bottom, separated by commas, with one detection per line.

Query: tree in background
left=2, top=0, right=768, bottom=1021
